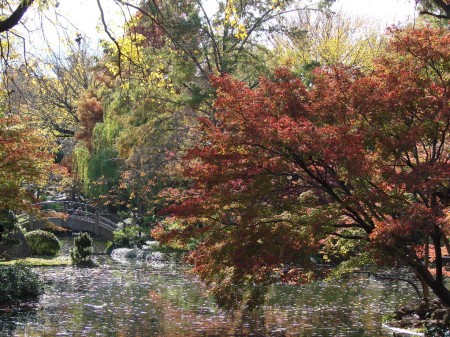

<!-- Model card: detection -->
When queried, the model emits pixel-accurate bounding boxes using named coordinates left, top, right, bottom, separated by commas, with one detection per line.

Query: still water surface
left=0, top=241, right=415, bottom=336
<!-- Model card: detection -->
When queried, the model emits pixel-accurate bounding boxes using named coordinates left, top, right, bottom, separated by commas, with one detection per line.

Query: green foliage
left=0, top=210, right=21, bottom=245
left=87, top=146, right=121, bottom=198
left=0, top=209, right=17, bottom=231
left=104, top=241, right=114, bottom=255
left=73, top=132, right=121, bottom=199
left=73, top=145, right=91, bottom=193
left=381, top=312, right=397, bottom=323
left=105, top=225, right=148, bottom=254
left=0, top=256, right=71, bottom=266
left=320, top=228, right=367, bottom=264
left=70, top=232, right=93, bottom=264
left=0, top=263, right=43, bottom=303
left=326, top=252, right=376, bottom=280
left=24, top=230, right=60, bottom=257
left=92, top=119, right=120, bottom=147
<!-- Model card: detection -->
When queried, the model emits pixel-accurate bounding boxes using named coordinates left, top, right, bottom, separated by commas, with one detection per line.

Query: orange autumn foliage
left=154, top=27, right=450, bottom=307
left=0, top=115, right=63, bottom=213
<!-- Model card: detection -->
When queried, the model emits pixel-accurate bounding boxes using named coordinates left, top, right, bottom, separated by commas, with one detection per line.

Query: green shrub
left=0, top=209, right=17, bottom=231
left=25, top=230, right=60, bottom=256
left=104, top=241, right=114, bottom=255
left=70, top=232, right=92, bottom=264
left=0, top=263, right=43, bottom=303
left=105, top=225, right=148, bottom=254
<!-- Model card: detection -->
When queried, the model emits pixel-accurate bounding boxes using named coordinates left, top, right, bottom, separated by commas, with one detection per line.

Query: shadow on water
left=0, top=240, right=415, bottom=336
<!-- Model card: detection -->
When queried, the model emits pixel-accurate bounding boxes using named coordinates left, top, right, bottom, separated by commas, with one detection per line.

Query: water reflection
left=0, top=241, right=414, bottom=336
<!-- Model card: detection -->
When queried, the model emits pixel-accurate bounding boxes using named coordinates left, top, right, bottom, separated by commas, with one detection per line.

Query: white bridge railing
left=18, top=201, right=121, bottom=239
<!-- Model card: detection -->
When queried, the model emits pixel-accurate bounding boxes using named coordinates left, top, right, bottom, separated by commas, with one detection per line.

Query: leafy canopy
left=0, top=115, right=61, bottom=213
left=155, top=27, right=450, bottom=308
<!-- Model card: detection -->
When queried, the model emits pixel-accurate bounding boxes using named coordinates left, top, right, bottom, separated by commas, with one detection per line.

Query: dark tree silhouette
left=0, top=0, right=35, bottom=33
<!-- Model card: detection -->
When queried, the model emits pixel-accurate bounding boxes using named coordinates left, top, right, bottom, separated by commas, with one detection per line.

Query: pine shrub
left=70, top=232, right=92, bottom=264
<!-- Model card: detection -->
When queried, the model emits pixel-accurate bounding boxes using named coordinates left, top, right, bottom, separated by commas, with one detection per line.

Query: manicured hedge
left=25, top=230, right=61, bottom=256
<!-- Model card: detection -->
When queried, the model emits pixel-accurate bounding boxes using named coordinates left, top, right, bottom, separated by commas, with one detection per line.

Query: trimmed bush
left=0, top=263, right=43, bottom=303
left=24, top=230, right=60, bottom=257
left=70, top=232, right=92, bottom=264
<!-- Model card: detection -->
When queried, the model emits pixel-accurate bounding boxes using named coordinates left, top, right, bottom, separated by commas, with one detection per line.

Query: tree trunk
left=415, top=262, right=450, bottom=306
left=422, top=238, right=430, bottom=302
left=432, top=232, right=444, bottom=285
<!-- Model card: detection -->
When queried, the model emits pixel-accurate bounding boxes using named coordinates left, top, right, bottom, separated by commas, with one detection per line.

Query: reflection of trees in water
left=1, top=249, right=418, bottom=336
left=261, top=276, right=416, bottom=336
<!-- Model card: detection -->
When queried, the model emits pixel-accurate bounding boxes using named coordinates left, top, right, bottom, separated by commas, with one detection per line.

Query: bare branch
left=96, top=0, right=122, bottom=78
left=0, top=0, right=34, bottom=34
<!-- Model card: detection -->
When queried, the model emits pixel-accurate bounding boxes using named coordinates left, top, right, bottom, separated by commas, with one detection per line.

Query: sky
left=53, top=0, right=418, bottom=44
left=23, top=0, right=418, bottom=55
left=332, top=0, right=417, bottom=25
left=56, top=0, right=125, bottom=40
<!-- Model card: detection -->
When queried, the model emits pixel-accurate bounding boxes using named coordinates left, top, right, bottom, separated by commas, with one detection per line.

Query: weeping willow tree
left=73, top=118, right=121, bottom=199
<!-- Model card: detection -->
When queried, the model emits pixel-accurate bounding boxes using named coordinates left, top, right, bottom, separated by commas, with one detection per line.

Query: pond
left=0, top=240, right=416, bottom=336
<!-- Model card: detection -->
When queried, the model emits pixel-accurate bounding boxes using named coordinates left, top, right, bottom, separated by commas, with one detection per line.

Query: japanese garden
left=2, top=0, right=450, bottom=336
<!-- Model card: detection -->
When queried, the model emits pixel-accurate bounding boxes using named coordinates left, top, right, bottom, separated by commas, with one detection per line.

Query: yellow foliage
left=271, top=0, right=283, bottom=9
left=224, top=0, right=248, bottom=41
left=272, top=11, right=383, bottom=71
left=235, top=23, right=248, bottom=40
left=105, top=34, right=147, bottom=76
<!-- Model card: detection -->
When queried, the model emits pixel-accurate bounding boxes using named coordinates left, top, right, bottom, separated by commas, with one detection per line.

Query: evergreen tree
left=70, top=232, right=93, bottom=264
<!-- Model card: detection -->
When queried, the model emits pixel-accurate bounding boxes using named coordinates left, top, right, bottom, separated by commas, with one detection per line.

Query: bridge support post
left=63, top=203, right=68, bottom=226
left=95, top=209, right=100, bottom=236
left=29, top=215, right=34, bottom=230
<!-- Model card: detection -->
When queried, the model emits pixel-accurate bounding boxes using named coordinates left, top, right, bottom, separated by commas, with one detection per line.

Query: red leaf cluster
left=159, top=27, right=450, bottom=304
left=0, top=116, right=62, bottom=212
left=75, top=91, right=103, bottom=150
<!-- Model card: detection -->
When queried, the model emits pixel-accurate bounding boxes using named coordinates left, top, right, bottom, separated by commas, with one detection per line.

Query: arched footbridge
left=18, top=201, right=122, bottom=240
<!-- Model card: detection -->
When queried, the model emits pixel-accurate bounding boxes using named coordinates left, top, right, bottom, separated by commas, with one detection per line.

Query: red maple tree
left=155, top=27, right=450, bottom=307
left=0, top=115, right=61, bottom=214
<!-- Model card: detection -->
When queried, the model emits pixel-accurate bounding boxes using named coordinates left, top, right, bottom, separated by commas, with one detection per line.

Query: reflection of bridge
left=19, top=201, right=121, bottom=240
